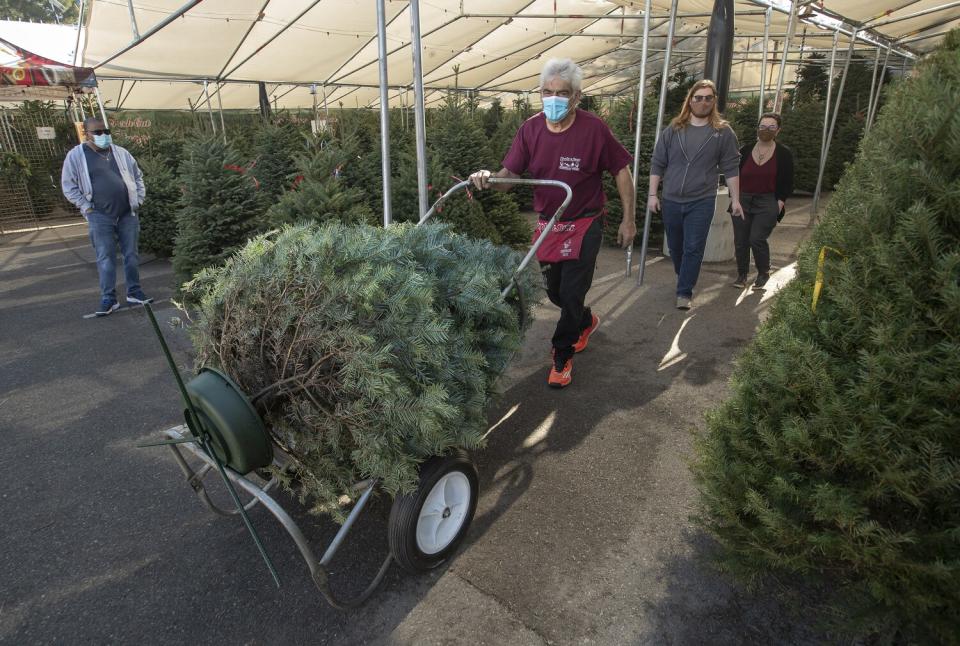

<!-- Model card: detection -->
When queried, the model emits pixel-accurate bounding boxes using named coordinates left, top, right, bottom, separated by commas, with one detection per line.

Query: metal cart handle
left=417, top=177, right=574, bottom=299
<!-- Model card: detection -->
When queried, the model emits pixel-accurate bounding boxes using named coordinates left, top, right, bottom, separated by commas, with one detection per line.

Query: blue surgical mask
left=542, top=96, right=570, bottom=123
left=93, top=134, right=112, bottom=149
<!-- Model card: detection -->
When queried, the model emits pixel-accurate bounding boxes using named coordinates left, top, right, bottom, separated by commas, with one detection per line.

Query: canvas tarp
left=80, top=0, right=957, bottom=111
left=0, top=36, right=96, bottom=102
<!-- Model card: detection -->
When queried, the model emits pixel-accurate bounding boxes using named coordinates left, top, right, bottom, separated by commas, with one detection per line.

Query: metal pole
left=626, top=0, right=652, bottom=277
left=759, top=6, right=771, bottom=120
left=202, top=80, right=216, bottom=133
left=410, top=0, right=429, bottom=220
left=375, top=0, right=393, bottom=227
left=864, top=45, right=882, bottom=135
left=126, top=0, right=141, bottom=40
left=812, top=31, right=857, bottom=218
left=867, top=45, right=892, bottom=132
left=311, top=84, right=318, bottom=134
left=637, top=0, right=679, bottom=287
left=73, top=0, right=86, bottom=66
left=772, top=0, right=798, bottom=112
left=94, top=87, right=109, bottom=127
left=818, top=30, right=839, bottom=203
left=94, top=0, right=202, bottom=69
left=216, top=82, right=227, bottom=144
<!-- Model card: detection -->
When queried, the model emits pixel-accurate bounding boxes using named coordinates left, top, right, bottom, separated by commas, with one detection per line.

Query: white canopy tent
left=79, top=0, right=954, bottom=112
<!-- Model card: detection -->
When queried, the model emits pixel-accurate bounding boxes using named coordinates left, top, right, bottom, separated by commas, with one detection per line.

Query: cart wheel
left=388, top=452, right=478, bottom=573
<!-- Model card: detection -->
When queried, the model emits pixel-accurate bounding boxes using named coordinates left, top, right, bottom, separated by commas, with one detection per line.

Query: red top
left=740, top=150, right=777, bottom=194
left=502, top=109, right=633, bottom=220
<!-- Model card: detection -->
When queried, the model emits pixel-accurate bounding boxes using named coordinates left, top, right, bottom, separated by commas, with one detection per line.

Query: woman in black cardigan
left=731, top=112, right=794, bottom=288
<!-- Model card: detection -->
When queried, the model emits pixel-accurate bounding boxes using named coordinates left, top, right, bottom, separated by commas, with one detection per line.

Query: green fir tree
left=694, top=32, right=960, bottom=644
left=172, top=138, right=266, bottom=286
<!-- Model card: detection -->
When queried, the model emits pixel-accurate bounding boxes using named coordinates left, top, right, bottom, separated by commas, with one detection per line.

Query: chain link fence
left=0, top=101, right=81, bottom=234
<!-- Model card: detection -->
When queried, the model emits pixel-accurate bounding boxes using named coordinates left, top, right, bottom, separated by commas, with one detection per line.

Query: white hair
left=539, top=58, right=583, bottom=93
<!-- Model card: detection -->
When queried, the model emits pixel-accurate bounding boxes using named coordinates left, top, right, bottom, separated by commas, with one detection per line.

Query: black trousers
left=540, top=217, right=603, bottom=363
left=732, top=192, right=779, bottom=275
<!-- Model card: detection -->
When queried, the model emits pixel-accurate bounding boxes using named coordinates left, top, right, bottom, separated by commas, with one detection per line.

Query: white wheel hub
left=416, top=470, right=471, bottom=555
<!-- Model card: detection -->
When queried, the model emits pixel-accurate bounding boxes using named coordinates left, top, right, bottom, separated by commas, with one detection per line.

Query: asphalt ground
left=1, top=200, right=826, bottom=645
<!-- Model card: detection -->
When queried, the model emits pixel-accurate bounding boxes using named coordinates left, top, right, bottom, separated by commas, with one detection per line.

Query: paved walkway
left=0, top=198, right=826, bottom=645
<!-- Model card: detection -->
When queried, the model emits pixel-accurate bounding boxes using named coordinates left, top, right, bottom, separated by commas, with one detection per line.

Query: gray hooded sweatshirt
left=649, top=123, right=740, bottom=203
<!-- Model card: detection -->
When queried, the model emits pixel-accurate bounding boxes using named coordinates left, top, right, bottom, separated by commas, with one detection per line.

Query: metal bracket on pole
left=637, top=0, right=679, bottom=287
left=812, top=30, right=857, bottom=219
left=410, top=0, right=430, bottom=221
left=375, top=0, right=393, bottom=227
left=626, top=0, right=652, bottom=277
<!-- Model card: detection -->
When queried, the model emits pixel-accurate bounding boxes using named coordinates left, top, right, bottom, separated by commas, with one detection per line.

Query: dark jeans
left=662, top=197, right=716, bottom=298
left=87, top=211, right=141, bottom=301
left=732, top=192, right=778, bottom=275
left=541, top=217, right=602, bottom=363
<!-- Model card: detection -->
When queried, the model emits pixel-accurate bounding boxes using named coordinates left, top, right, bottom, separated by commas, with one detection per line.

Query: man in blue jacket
left=62, top=117, right=152, bottom=316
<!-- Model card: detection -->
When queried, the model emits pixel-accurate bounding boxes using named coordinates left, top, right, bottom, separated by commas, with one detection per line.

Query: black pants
left=541, top=217, right=603, bottom=363
left=732, top=192, right=779, bottom=276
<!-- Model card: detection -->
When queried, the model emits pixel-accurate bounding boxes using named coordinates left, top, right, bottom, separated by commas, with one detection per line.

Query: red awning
left=1, top=37, right=95, bottom=101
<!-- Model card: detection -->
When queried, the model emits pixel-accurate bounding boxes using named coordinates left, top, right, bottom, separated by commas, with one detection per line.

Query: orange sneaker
left=573, top=313, right=600, bottom=353
left=548, top=358, right=573, bottom=388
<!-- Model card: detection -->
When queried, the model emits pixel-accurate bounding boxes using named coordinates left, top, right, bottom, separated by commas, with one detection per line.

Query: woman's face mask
left=542, top=96, right=571, bottom=123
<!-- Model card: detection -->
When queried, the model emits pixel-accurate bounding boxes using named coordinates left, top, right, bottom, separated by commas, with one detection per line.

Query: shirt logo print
left=559, top=156, right=581, bottom=171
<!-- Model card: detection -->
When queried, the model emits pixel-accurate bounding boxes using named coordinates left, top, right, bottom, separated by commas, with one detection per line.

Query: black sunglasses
left=88, top=128, right=111, bottom=136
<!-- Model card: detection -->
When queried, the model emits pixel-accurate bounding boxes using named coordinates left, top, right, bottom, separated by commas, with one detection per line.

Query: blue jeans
left=662, top=197, right=716, bottom=298
left=87, top=211, right=141, bottom=301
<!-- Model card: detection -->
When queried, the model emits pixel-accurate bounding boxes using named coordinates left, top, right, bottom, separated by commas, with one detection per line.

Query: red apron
left=531, top=213, right=601, bottom=263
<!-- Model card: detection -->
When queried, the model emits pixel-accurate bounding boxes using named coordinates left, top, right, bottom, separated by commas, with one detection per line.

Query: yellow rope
left=812, top=246, right=845, bottom=312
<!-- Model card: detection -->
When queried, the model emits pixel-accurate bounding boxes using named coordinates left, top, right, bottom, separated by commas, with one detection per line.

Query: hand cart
left=149, top=177, right=572, bottom=609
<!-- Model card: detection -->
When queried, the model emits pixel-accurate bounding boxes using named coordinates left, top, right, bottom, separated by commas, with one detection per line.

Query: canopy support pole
left=865, top=45, right=882, bottom=136
left=637, top=0, right=679, bottom=287
left=759, top=6, right=771, bottom=120
left=772, top=0, right=798, bottom=113
left=818, top=29, right=839, bottom=191
left=410, top=0, right=429, bottom=221
left=812, top=30, right=857, bottom=219
left=375, top=0, right=393, bottom=227
left=126, top=0, right=141, bottom=40
left=202, top=80, right=216, bottom=133
left=94, top=0, right=202, bottom=69
left=94, top=87, right=109, bottom=128
left=216, top=83, right=227, bottom=144
left=626, top=0, right=652, bottom=277
left=866, top=45, right=892, bottom=133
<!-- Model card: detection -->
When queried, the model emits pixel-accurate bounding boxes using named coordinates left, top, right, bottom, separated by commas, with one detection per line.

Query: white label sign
left=36, top=126, right=56, bottom=140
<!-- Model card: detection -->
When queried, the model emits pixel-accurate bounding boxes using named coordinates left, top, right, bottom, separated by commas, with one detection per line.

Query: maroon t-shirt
left=740, top=152, right=777, bottom=194
left=502, top=109, right=633, bottom=220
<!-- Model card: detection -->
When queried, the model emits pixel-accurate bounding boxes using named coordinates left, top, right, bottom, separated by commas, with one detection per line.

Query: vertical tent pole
left=820, top=31, right=839, bottom=172
left=812, top=30, right=857, bottom=218
left=202, top=80, right=216, bottom=133
left=865, top=44, right=882, bottom=135
left=375, top=0, right=393, bottom=227
left=772, top=0, right=798, bottom=112
left=759, top=6, right=771, bottom=120
left=216, top=83, right=227, bottom=144
left=94, top=87, right=109, bottom=128
left=311, top=84, right=319, bottom=134
left=322, top=83, right=329, bottom=122
left=626, top=0, right=652, bottom=277
left=867, top=45, right=892, bottom=132
left=813, top=29, right=839, bottom=217
left=410, top=0, right=430, bottom=220
left=637, top=0, right=679, bottom=287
